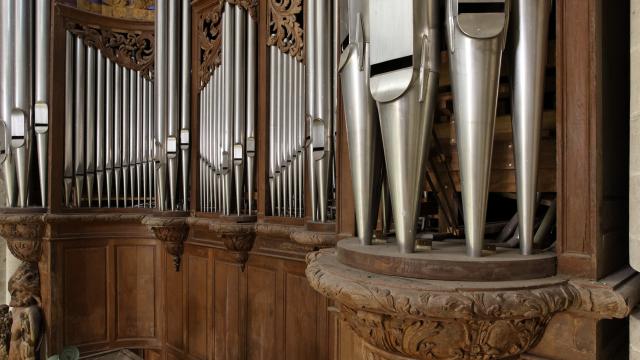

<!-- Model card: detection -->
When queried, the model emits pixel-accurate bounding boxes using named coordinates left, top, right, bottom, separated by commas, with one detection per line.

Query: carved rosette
left=306, top=250, right=578, bottom=360
left=268, top=0, right=304, bottom=62
left=65, top=22, right=154, bottom=80
left=0, top=215, right=45, bottom=264
left=211, top=222, right=256, bottom=269
left=143, top=216, right=188, bottom=271
left=198, top=0, right=224, bottom=89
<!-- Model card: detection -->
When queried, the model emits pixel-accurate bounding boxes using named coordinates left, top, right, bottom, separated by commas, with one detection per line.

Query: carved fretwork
left=198, top=0, right=224, bottom=89
left=211, top=222, right=256, bottom=270
left=268, top=0, right=304, bottom=62
left=65, top=21, right=155, bottom=80
left=0, top=215, right=45, bottom=264
left=229, top=0, right=259, bottom=22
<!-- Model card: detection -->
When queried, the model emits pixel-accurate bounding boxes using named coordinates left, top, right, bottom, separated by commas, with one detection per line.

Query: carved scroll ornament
left=143, top=215, right=189, bottom=271
left=0, top=215, right=45, bottom=264
left=268, top=0, right=305, bottom=61
left=198, top=0, right=224, bottom=89
left=65, top=22, right=155, bottom=80
left=211, top=222, right=256, bottom=269
left=228, top=0, right=259, bottom=21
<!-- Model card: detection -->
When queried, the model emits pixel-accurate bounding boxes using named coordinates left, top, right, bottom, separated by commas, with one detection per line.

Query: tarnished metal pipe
left=86, top=46, right=97, bottom=206
left=63, top=31, right=74, bottom=207
left=34, top=0, right=50, bottom=207
left=282, top=51, right=290, bottom=217
left=369, top=0, right=440, bottom=253
left=128, top=68, right=138, bottom=208
left=339, top=0, right=385, bottom=245
left=1, top=0, right=17, bottom=207
left=446, top=0, right=509, bottom=257
left=511, top=0, right=551, bottom=255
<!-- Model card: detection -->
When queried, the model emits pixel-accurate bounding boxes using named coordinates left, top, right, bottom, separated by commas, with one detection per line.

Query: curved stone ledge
left=306, top=249, right=578, bottom=359
left=290, top=230, right=337, bottom=248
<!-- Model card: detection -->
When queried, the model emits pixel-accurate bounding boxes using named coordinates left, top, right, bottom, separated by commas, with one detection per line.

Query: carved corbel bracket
left=0, top=214, right=46, bottom=264
left=143, top=215, right=189, bottom=271
left=210, top=222, right=256, bottom=269
left=306, top=249, right=578, bottom=360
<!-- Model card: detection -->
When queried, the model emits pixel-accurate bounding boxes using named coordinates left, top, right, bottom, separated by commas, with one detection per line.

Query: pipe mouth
left=370, top=55, right=413, bottom=78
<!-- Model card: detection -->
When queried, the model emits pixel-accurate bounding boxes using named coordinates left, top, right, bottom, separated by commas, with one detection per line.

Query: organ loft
left=0, top=0, right=634, bottom=359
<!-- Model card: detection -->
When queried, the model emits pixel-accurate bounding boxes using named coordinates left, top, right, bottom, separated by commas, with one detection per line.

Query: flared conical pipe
left=511, top=0, right=551, bottom=256
left=445, top=0, right=509, bottom=257
left=339, top=41, right=384, bottom=245
left=369, top=0, right=440, bottom=253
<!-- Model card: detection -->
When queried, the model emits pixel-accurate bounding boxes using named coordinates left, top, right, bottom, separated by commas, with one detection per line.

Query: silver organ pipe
left=63, top=32, right=74, bottom=207
left=0, top=1, right=17, bottom=207
left=155, top=0, right=168, bottom=211
left=74, top=39, right=86, bottom=207
left=122, top=66, right=130, bottom=207
left=181, top=0, right=192, bottom=212
left=34, top=0, right=50, bottom=207
left=86, top=46, right=97, bottom=206
left=114, top=64, right=122, bottom=208
left=446, top=0, right=509, bottom=257
left=198, top=3, right=257, bottom=216
left=167, top=0, right=180, bottom=211
left=96, top=53, right=106, bottom=207
left=106, top=58, right=114, bottom=208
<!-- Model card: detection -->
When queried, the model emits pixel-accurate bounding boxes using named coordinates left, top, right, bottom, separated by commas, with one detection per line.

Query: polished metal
left=1, top=0, right=17, bottom=207
left=305, top=0, right=317, bottom=221
left=114, top=64, right=123, bottom=208
left=74, top=39, right=86, bottom=207
left=246, top=13, right=257, bottom=215
left=181, top=0, right=191, bottom=210
left=446, top=0, right=509, bottom=257
left=96, top=53, right=106, bottom=207
left=269, top=45, right=277, bottom=215
left=86, top=46, right=97, bottom=206
left=233, top=6, right=247, bottom=215
left=105, top=58, right=114, bottom=208
left=13, top=0, right=33, bottom=208
left=136, top=71, right=143, bottom=207
left=34, top=0, right=50, bottom=207
left=64, top=32, right=74, bottom=207
left=369, top=0, right=440, bottom=253
left=298, top=62, right=305, bottom=217
left=156, top=0, right=168, bottom=211
left=223, top=3, right=235, bottom=215
left=275, top=48, right=282, bottom=216
left=167, top=0, right=180, bottom=211
left=282, top=52, right=290, bottom=217
left=143, top=78, right=149, bottom=207
left=122, top=68, right=130, bottom=207
left=511, top=0, right=551, bottom=255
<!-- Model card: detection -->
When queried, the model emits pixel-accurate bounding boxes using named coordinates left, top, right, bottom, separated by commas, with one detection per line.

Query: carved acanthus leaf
left=228, top=0, right=259, bottom=21
left=198, top=0, right=224, bottom=89
left=211, top=223, right=256, bottom=268
left=268, top=0, right=305, bottom=62
left=65, top=22, right=154, bottom=80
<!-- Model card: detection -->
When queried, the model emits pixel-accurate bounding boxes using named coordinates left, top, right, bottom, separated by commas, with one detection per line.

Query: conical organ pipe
left=86, top=46, right=97, bottom=206
left=305, top=0, right=317, bottom=221
left=233, top=6, right=247, bottom=216
left=155, top=0, right=168, bottom=211
left=180, top=0, right=191, bottom=210
left=74, top=39, right=86, bottom=207
left=167, top=0, right=180, bottom=211
left=34, top=0, right=50, bottom=207
left=0, top=1, right=17, bottom=207
left=96, top=53, right=106, bottom=207
left=223, top=3, right=235, bottom=215
left=268, top=45, right=277, bottom=215
left=369, top=0, right=440, bottom=253
left=445, top=0, right=509, bottom=257
left=511, top=0, right=551, bottom=255
left=339, top=0, right=384, bottom=245
left=246, top=13, right=257, bottom=214
left=105, top=58, right=114, bottom=208
left=63, top=32, right=74, bottom=207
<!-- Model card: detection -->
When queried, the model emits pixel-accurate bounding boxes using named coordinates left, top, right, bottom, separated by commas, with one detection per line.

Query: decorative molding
left=256, top=222, right=298, bottom=239
left=143, top=216, right=189, bottom=271
left=65, top=21, right=155, bottom=80
left=306, top=249, right=578, bottom=359
left=211, top=222, right=256, bottom=269
left=198, top=0, right=224, bottom=89
left=267, top=0, right=304, bottom=62
left=0, top=215, right=46, bottom=263
left=290, top=230, right=337, bottom=248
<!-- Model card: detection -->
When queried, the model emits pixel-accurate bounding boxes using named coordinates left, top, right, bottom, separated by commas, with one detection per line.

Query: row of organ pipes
left=0, top=0, right=50, bottom=208
left=62, top=0, right=192, bottom=210
left=342, top=0, right=552, bottom=257
left=198, top=2, right=257, bottom=216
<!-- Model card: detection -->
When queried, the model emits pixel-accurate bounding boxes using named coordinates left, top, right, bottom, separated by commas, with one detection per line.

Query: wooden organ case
left=0, top=0, right=632, bottom=359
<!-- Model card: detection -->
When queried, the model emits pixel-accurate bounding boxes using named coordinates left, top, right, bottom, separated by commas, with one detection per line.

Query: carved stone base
left=306, top=249, right=577, bottom=360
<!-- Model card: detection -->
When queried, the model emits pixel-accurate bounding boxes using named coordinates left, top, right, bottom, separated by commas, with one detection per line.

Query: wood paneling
left=284, top=273, right=319, bottom=359
left=187, top=255, right=208, bottom=359
left=214, top=260, right=243, bottom=360
left=116, top=245, right=157, bottom=339
left=247, top=266, right=278, bottom=360
left=165, top=254, right=184, bottom=351
left=63, top=246, right=109, bottom=346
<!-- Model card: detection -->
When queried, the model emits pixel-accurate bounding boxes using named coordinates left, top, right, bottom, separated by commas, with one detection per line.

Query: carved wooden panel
left=214, top=260, right=243, bottom=360
left=187, top=255, right=208, bottom=359
left=115, top=245, right=157, bottom=339
left=284, top=273, right=319, bottom=358
left=246, top=266, right=278, bottom=360
left=267, top=0, right=304, bottom=61
left=197, top=0, right=223, bottom=88
left=63, top=247, right=109, bottom=346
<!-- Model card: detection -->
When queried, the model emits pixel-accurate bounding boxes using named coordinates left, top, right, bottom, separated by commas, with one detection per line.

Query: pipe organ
left=197, top=1, right=257, bottom=216
left=0, top=0, right=50, bottom=208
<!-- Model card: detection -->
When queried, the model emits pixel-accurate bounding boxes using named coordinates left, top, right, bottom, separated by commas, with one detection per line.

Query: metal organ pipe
left=63, top=32, right=74, bottom=207
left=511, top=0, right=552, bottom=255
left=74, top=39, right=86, bottom=207
left=305, top=0, right=317, bottom=221
left=106, top=58, right=114, bottom=208
left=155, top=0, right=168, bottom=211
left=96, top=53, right=106, bottom=207
left=1, top=1, right=17, bottom=207
left=246, top=14, right=257, bottom=215
left=181, top=0, right=192, bottom=210
left=446, top=0, right=509, bottom=257
left=86, top=46, right=97, bottom=206
left=233, top=7, right=247, bottom=216
left=34, top=0, right=50, bottom=207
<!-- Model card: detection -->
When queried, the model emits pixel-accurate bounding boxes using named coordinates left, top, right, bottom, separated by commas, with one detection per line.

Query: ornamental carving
left=143, top=216, right=189, bottom=271
left=306, top=250, right=578, bottom=359
left=198, top=0, right=224, bottom=89
left=0, top=215, right=45, bottom=263
left=268, top=0, right=305, bottom=61
left=66, top=22, right=155, bottom=80
left=211, top=222, right=256, bottom=269
left=228, top=0, right=258, bottom=21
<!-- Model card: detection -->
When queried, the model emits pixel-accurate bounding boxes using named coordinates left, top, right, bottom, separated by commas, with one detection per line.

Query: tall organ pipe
left=155, top=0, right=168, bottom=211
left=511, top=0, right=551, bottom=255
left=305, top=0, right=317, bottom=221
left=96, top=53, right=106, bottom=207
left=86, top=46, right=97, bottom=206
left=233, top=7, right=247, bottom=216
left=167, top=0, right=180, bottom=210
left=180, top=0, right=191, bottom=210
left=73, top=39, right=86, bottom=207
left=445, top=0, right=509, bottom=257
left=63, top=32, right=74, bottom=207
left=246, top=14, right=257, bottom=215
left=34, top=0, right=50, bottom=207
